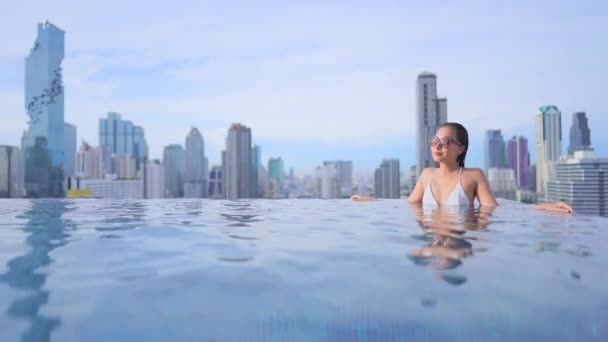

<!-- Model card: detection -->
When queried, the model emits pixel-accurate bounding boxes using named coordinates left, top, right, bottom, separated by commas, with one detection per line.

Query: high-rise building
left=163, top=144, right=185, bottom=198
left=337, top=161, right=353, bottom=198
left=203, top=156, right=209, bottom=198
left=416, top=72, right=448, bottom=176
left=144, top=159, right=164, bottom=199
left=323, top=160, right=353, bottom=198
left=488, top=168, right=517, bottom=200
left=508, top=136, right=530, bottom=189
left=75, top=142, right=104, bottom=179
left=99, top=112, right=147, bottom=170
left=547, top=150, right=607, bottom=217
left=528, top=164, right=537, bottom=193
left=111, top=154, right=137, bottom=179
left=374, top=159, right=400, bottom=199
left=568, top=112, right=591, bottom=155
left=268, top=157, right=284, bottom=184
left=485, top=129, right=506, bottom=172
left=265, top=178, right=282, bottom=199
left=221, top=150, right=227, bottom=197
left=208, top=165, right=223, bottom=199
left=23, top=21, right=65, bottom=197
left=63, top=123, right=76, bottom=177
left=267, top=157, right=284, bottom=198
left=536, top=105, right=562, bottom=202
left=257, top=164, right=267, bottom=198
left=375, top=167, right=384, bottom=197
left=318, top=163, right=339, bottom=199
left=252, top=145, right=262, bottom=197
left=184, top=127, right=206, bottom=198
left=224, top=123, right=253, bottom=200
left=0, top=146, right=25, bottom=198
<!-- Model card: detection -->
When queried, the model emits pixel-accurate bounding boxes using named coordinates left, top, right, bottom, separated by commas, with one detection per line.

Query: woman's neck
left=438, top=162, right=460, bottom=176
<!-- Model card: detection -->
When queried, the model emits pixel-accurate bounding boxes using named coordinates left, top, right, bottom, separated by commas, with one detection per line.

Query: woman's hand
left=351, top=194, right=376, bottom=201
left=534, top=201, right=574, bottom=214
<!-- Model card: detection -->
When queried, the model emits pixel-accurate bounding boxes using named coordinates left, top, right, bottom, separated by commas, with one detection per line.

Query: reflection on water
left=0, top=200, right=72, bottom=341
left=97, top=201, right=146, bottom=233
left=408, top=204, right=495, bottom=284
left=219, top=200, right=261, bottom=227
left=0, top=199, right=606, bottom=341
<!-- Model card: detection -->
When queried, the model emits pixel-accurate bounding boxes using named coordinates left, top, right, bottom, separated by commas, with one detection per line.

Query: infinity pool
left=0, top=199, right=606, bottom=341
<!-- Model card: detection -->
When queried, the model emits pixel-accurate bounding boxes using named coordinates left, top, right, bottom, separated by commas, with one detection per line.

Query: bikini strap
left=458, top=167, right=463, bottom=181
left=429, top=169, right=437, bottom=184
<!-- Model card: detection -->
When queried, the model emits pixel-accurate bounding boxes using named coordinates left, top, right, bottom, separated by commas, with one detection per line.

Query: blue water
left=0, top=199, right=606, bottom=341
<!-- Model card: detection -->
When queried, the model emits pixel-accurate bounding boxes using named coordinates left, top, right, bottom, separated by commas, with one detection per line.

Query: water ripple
left=0, top=199, right=606, bottom=341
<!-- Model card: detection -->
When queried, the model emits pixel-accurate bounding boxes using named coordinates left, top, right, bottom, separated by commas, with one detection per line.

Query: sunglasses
left=429, top=136, right=462, bottom=148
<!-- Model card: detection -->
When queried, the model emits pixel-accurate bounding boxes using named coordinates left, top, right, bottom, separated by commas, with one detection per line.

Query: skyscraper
left=416, top=72, right=448, bottom=176
left=0, top=146, right=25, bottom=198
left=321, top=161, right=353, bottom=198
left=488, top=168, right=517, bottom=200
left=111, top=154, right=137, bottom=179
left=252, top=145, right=262, bottom=197
left=568, top=112, right=591, bottom=155
left=547, top=150, right=607, bottom=217
left=268, top=157, right=285, bottom=183
left=374, top=159, right=400, bottom=199
left=208, top=165, right=223, bottom=199
left=536, top=105, right=562, bottom=202
left=484, top=129, right=506, bottom=172
left=76, top=142, right=103, bottom=179
left=163, top=144, right=185, bottom=198
left=224, top=123, right=253, bottom=200
left=23, top=21, right=65, bottom=197
left=63, top=123, right=76, bottom=177
left=99, top=112, right=147, bottom=170
left=145, top=159, right=164, bottom=199
left=318, top=163, right=339, bottom=199
left=508, top=136, right=530, bottom=189
left=184, top=127, right=206, bottom=198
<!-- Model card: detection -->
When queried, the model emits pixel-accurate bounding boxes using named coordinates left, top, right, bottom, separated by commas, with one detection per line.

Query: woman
left=352, top=122, right=573, bottom=213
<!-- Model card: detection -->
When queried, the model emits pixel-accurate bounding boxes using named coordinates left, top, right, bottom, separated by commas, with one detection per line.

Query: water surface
left=0, top=199, right=606, bottom=341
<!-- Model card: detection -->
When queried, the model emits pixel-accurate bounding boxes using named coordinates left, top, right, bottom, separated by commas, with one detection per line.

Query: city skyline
left=1, top=2, right=607, bottom=176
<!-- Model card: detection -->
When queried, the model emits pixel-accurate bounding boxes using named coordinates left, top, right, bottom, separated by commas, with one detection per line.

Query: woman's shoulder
left=461, top=167, right=487, bottom=181
left=417, top=167, right=437, bottom=186
left=421, top=167, right=438, bottom=177
left=462, top=167, right=484, bottom=174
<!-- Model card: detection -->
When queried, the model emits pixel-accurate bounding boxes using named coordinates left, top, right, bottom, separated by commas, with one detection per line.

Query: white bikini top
left=422, top=167, right=471, bottom=207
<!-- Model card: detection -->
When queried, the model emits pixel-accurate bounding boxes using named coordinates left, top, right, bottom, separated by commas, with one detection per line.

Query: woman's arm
left=473, top=168, right=573, bottom=213
left=351, top=194, right=376, bottom=201
left=407, top=168, right=430, bottom=203
left=533, top=201, right=574, bottom=213
left=472, top=168, right=499, bottom=206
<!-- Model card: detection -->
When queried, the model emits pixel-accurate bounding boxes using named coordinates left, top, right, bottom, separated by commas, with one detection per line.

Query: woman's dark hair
left=439, top=122, right=469, bottom=167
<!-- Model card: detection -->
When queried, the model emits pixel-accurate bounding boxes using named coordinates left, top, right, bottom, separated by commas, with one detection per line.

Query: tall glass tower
left=23, top=21, right=65, bottom=197
left=416, top=72, right=448, bottom=176
left=568, top=112, right=591, bottom=155
left=536, top=105, right=562, bottom=201
left=184, top=127, right=206, bottom=198
left=99, top=112, right=148, bottom=171
left=225, top=123, right=253, bottom=200
left=484, top=129, right=507, bottom=172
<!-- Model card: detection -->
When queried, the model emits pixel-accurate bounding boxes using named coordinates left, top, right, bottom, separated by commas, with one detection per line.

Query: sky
left=1, top=0, right=607, bottom=177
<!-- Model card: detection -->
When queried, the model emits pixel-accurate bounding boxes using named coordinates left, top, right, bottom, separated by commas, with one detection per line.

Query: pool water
left=0, top=199, right=606, bottom=341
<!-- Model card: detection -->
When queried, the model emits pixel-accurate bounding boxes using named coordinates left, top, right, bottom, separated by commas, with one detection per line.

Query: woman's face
left=430, top=126, right=465, bottom=165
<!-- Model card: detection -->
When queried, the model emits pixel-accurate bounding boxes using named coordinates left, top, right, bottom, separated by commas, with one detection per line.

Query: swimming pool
left=0, top=199, right=606, bottom=341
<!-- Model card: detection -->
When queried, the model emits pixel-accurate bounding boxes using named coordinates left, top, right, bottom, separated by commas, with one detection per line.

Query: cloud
left=1, top=0, right=607, bottom=173
left=0, top=88, right=27, bottom=147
